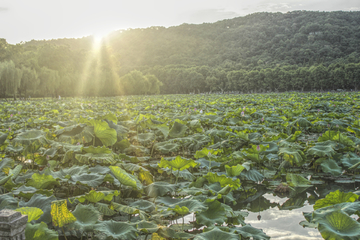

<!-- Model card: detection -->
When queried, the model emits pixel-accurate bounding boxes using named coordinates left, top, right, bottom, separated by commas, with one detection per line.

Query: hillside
left=25, top=11, right=360, bottom=68
left=1, top=11, right=360, bottom=97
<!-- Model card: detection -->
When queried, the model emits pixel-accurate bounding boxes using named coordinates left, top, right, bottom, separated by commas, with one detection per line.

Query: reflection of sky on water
left=245, top=194, right=322, bottom=240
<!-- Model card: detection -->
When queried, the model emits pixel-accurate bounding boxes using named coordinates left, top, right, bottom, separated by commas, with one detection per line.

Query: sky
left=1, top=0, right=359, bottom=44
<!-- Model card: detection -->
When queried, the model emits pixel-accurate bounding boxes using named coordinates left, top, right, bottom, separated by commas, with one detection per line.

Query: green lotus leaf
left=25, top=222, right=59, bottom=240
left=0, top=193, right=18, bottom=210
left=234, top=225, right=270, bottom=240
left=55, top=124, right=94, bottom=144
left=341, top=153, right=360, bottom=169
left=132, top=220, right=158, bottom=234
left=320, top=159, right=342, bottom=176
left=278, top=147, right=305, bottom=166
left=132, top=133, right=155, bottom=145
left=89, top=165, right=111, bottom=174
left=101, top=113, right=117, bottom=124
left=157, top=227, right=194, bottom=239
left=169, top=121, right=188, bottom=138
left=26, top=173, right=60, bottom=189
left=319, top=130, right=354, bottom=146
left=69, top=174, right=105, bottom=188
left=204, top=172, right=241, bottom=190
left=225, top=164, right=245, bottom=177
left=94, top=220, right=137, bottom=239
left=88, top=120, right=117, bottom=146
left=168, top=205, right=189, bottom=215
left=307, top=144, right=336, bottom=157
left=158, top=156, right=198, bottom=171
left=195, top=158, right=221, bottom=170
left=50, top=165, right=89, bottom=180
left=124, top=144, right=150, bottom=155
left=12, top=185, right=53, bottom=199
left=150, top=123, right=169, bottom=138
left=144, top=182, right=176, bottom=198
left=75, top=152, right=116, bottom=165
left=194, top=147, right=218, bottom=159
left=95, top=203, right=117, bottom=216
left=317, top=210, right=360, bottom=240
left=82, top=190, right=105, bottom=203
left=0, top=133, right=8, bottom=145
left=129, top=200, right=156, bottom=213
left=169, top=199, right=208, bottom=213
left=240, top=169, right=264, bottom=182
left=19, top=194, right=57, bottom=224
left=70, top=204, right=100, bottom=232
left=293, top=118, right=312, bottom=128
left=314, top=190, right=359, bottom=210
left=0, top=175, right=12, bottom=186
left=13, top=130, right=47, bottom=146
left=83, top=145, right=112, bottom=154
left=15, top=207, right=43, bottom=222
left=286, top=174, right=312, bottom=188
left=155, top=141, right=180, bottom=154
left=109, top=166, right=140, bottom=189
left=196, top=200, right=227, bottom=227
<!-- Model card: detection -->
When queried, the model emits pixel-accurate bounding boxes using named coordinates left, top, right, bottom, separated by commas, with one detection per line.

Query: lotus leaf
left=320, top=159, right=343, bottom=176
left=19, top=194, right=57, bottom=224
left=109, top=166, right=140, bottom=189
left=204, top=172, right=241, bottom=189
left=15, top=207, right=43, bottom=222
left=196, top=200, right=227, bottom=226
left=194, top=227, right=239, bottom=240
left=25, top=222, right=59, bottom=240
left=13, top=130, right=47, bottom=146
left=158, top=156, right=198, bottom=171
left=286, top=174, right=312, bottom=188
left=88, top=120, right=117, bottom=146
left=314, top=190, right=359, bottom=210
left=225, top=164, right=245, bottom=177
left=169, top=121, right=188, bottom=138
left=144, top=182, right=176, bottom=197
left=26, top=173, right=60, bottom=189
left=70, top=204, right=100, bottom=232
left=94, top=220, right=137, bottom=240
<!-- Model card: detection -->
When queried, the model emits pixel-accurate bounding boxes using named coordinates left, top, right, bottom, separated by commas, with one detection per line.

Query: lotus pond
left=1, top=92, right=360, bottom=240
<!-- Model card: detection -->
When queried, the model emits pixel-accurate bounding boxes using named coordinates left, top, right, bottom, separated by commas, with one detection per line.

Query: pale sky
left=1, top=0, right=359, bottom=44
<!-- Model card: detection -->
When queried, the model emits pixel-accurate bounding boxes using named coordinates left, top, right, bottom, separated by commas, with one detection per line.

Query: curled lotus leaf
left=144, top=182, right=176, bottom=198
left=169, top=121, right=188, bottom=138
left=307, top=144, right=336, bottom=158
left=13, top=130, right=47, bottom=146
left=25, top=222, right=59, bottom=240
left=155, top=141, right=180, bottom=154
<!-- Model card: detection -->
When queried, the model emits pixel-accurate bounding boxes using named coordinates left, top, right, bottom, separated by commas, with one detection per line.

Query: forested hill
left=1, top=11, right=360, bottom=98
left=26, top=11, right=360, bottom=68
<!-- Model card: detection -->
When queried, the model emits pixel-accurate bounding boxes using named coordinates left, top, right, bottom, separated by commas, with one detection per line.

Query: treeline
left=1, top=11, right=360, bottom=97
left=0, top=40, right=162, bottom=99
left=144, top=62, right=360, bottom=94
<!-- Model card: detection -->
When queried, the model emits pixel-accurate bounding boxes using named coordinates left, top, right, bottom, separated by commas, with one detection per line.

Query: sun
left=92, top=31, right=110, bottom=50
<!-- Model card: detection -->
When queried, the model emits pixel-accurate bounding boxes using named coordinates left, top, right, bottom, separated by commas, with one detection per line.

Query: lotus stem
left=61, top=227, right=68, bottom=240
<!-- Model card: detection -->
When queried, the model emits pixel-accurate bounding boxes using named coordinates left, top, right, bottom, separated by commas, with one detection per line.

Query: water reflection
left=233, top=183, right=359, bottom=239
left=246, top=194, right=321, bottom=239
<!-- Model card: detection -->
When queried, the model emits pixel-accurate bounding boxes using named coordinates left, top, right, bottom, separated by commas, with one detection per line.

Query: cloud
left=185, top=8, right=240, bottom=24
